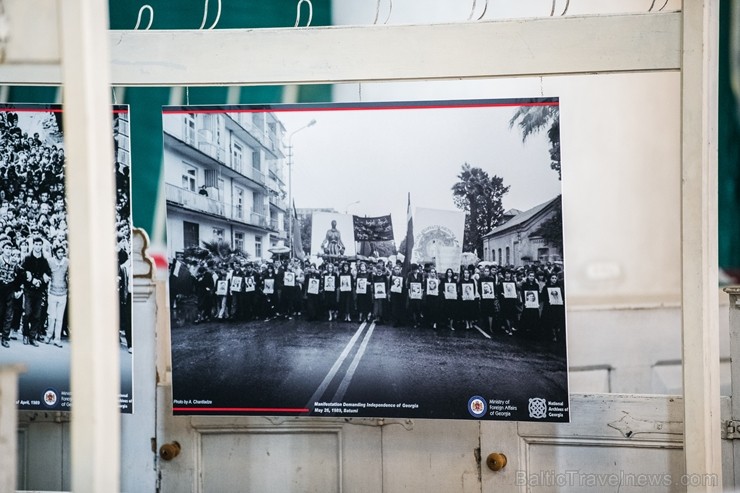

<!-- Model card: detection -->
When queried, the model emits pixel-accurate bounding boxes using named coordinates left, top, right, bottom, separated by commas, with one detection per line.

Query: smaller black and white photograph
left=164, top=99, right=568, bottom=421
left=0, top=104, right=134, bottom=413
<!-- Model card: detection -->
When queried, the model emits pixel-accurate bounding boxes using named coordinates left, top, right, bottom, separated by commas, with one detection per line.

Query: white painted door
left=157, top=394, right=697, bottom=493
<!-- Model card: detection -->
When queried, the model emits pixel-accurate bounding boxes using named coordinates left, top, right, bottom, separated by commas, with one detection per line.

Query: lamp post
left=286, top=118, right=316, bottom=253
left=344, top=200, right=361, bottom=214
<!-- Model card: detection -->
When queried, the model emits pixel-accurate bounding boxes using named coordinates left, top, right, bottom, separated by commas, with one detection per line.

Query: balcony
left=167, top=183, right=269, bottom=229
left=268, top=195, right=287, bottom=210
left=166, top=183, right=225, bottom=216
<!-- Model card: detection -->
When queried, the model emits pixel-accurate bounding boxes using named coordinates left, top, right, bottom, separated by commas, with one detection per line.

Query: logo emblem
left=468, top=396, right=487, bottom=418
left=528, top=398, right=547, bottom=419
left=43, top=388, right=58, bottom=408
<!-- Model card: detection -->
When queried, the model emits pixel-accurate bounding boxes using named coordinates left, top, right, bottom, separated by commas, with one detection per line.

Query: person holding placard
left=389, top=264, right=406, bottom=327
left=423, top=267, right=442, bottom=329
left=406, top=263, right=424, bottom=328
left=540, top=272, right=566, bottom=343
left=371, top=263, right=388, bottom=324
left=440, top=268, right=458, bottom=330
left=322, top=261, right=339, bottom=321
left=337, top=262, right=354, bottom=322
left=242, top=264, right=258, bottom=321
left=261, top=264, right=277, bottom=321
left=478, top=266, right=499, bottom=335
left=519, top=270, right=541, bottom=338
left=499, top=269, right=520, bottom=336
left=355, top=261, right=372, bottom=323
left=458, top=268, right=478, bottom=330
left=303, top=264, right=322, bottom=321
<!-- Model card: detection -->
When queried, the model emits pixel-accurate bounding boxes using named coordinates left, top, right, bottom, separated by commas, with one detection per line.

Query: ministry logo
left=468, top=396, right=487, bottom=418
left=528, top=398, right=547, bottom=419
left=43, top=388, right=59, bottom=408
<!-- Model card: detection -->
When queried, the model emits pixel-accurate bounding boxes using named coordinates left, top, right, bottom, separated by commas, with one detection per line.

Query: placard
left=548, top=287, right=564, bottom=305
left=284, top=271, right=296, bottom=287
left=263, top=278, right=275, bottom=295
left=307, top=278, right=320, bottom=295
left=356, top=277, right=368, bottom=294
left=502, top=282, right=517, bottom=299
left=231, top=276, right=243, bottom=293
left=216, top=280, right=228, bottom=296
left=0, top=104, right=133, bottom=413
left=426, top=279, right=439, bottom=296
left=524, top=290, right=539, bottom=308
left=481, top=282, right=495, bottom=299
left=164, top=99, right=568, bottom=422
left=244, top=276, right=256, bottom=292
left=373, top=282, right=387, bottom=299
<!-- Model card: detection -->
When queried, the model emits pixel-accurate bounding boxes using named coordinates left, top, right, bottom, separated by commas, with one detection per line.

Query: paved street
left=171, top=318, right=568, bottom=421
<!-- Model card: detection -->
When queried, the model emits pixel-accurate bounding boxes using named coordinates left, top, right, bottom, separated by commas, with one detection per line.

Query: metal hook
left=199, top=0, right=222, bottom=30
left=373, top=0, right=392, bottom=25
left=550, top=0, right=569, bottom=16
left=468, top=0, right=488, bottom=21
left=295, top=0, right=313, bottom=28
left=648, top=0, right=668, bottom=12
left=134, top=5, right=154, bottom=30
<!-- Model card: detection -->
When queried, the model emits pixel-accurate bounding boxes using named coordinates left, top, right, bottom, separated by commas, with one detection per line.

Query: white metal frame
left=0, top=2, right=720, bottom=491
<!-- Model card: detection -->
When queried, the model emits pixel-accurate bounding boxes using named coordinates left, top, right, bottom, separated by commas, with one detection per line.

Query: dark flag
left=402, top=193, right=413, bottom=275
left=353, top=215, right=394, bottom=242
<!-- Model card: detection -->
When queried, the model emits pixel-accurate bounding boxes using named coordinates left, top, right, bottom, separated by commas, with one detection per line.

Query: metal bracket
left=723, top=420, right=740, bottom=440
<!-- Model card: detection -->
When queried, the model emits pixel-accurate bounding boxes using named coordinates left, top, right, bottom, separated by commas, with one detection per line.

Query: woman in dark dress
left=440, top=268, right=458, bottom=330
left=355, top=262, right=372, bottom=323
left=322, top=261, right=339, bottom=321
left=337, top=261, right=354, bottom=322
left=458, top=268, right=478, bottom=330
left=519, top=270, right=541, bottom=338
left=540, top=273, right=566, bottom=343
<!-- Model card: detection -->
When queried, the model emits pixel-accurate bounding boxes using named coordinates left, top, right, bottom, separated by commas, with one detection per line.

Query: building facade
left=164, top=110, right=288, bottom=260
left=482, top=195, right=562, bottom=267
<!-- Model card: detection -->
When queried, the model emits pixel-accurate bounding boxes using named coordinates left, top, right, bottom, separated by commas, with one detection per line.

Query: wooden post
left=681, top=1, right=721, bottom=491
left=60, top=0, right=120, bottom=491
left=0, top=365, right=23, bottom=492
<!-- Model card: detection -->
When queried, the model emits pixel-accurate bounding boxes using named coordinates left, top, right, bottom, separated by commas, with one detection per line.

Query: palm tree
left=452, top=163, right=509, bottom=256
left=509, top=105, right=561, bottom=179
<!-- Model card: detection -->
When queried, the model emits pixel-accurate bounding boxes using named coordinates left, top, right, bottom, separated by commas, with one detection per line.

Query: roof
left=484, top=195, right=561, bottom=238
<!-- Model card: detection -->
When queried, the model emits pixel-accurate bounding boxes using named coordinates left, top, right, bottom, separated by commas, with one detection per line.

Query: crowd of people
left=170, top=251, right=567, bottom=343
left=0, top=110, right=132, bottom=352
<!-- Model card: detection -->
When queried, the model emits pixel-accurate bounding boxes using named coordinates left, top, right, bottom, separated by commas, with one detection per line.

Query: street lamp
left=286, top=118, right=316, bottom=253
left=344, top=200, right=361, bottom=214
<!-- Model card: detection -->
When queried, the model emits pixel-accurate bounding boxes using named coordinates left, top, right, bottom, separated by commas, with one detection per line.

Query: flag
left=292, top=201, right=305, bottom=260
left=353, top=215, right=394, bottom=241
left=402, top=193, right=413, bottom=275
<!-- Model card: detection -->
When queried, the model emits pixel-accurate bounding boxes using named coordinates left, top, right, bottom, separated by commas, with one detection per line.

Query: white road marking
left=474, top=325, right=491, bottom=339
left=331, top=322, right=377, bottom=402
left=305, top=321, right=366, bottom=408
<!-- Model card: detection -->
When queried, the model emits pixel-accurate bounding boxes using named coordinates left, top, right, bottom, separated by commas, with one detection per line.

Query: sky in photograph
left=277, top=101, right=561, bottom=243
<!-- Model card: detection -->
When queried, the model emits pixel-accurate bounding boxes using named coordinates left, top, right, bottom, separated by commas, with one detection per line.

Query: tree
left=531, top=206, right=563, bottom=254
left=509, top=105, right=561, bottom=179
left=451, top=163, right=510, bottom=256
left=299, top=214, right=312, bottom=254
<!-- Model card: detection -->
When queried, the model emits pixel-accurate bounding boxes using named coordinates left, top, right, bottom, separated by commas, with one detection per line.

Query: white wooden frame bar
left=2, top=12, right=681, bottom=85
left=0, top=5, right=721, bottom=492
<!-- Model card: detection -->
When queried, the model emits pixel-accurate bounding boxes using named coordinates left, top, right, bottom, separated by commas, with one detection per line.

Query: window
left=232, top=141, right=243, bottom=173
left=182, top=167, right=196, bottom=192
left=492, top=249, right=496, bottom=263
left=183, top=221, right=199, bottom=249
left=505, top=247, right=510, bottom=266
left=538, top=247, right=550, bottom=262
left=234, top=232, right=244, bottom=252
left=212, top=228, right=224, bottom=241
left=498, top=249, right=502, bottom=265
left=255, top=235, right=262, bottom=258
left=234, top=188, right=244, bottom=219
left=183, top=113, right=196, bottom=145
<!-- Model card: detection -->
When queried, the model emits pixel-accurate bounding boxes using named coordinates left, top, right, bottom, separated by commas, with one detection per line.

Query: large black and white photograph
left=0, top=104, right=134, bottom=413
left=164, top=99, right=568, bottom=421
